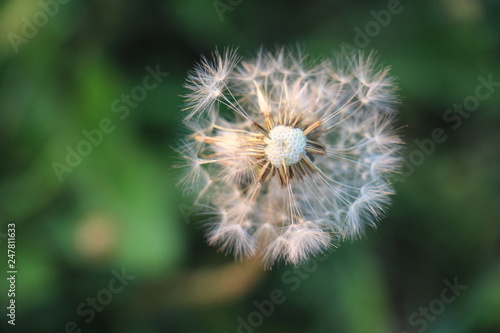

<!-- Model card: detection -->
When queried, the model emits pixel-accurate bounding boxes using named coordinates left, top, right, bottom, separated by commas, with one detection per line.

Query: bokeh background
left=1, top=0, right=499, bottom=332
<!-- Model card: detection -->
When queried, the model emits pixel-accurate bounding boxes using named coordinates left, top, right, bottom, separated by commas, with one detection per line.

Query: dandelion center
left=264, top=126, right=307, bottom=167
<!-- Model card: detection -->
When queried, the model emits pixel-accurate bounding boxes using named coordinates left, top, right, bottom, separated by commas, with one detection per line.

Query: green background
left=1, top=0, right=499, bottom=332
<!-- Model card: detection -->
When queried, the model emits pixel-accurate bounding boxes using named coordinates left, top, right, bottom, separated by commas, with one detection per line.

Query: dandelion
left=176, top=47, right=402, bottom=267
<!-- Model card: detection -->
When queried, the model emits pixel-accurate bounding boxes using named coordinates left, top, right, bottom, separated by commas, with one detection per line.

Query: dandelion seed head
left=177, top=46, right=403, bottom=267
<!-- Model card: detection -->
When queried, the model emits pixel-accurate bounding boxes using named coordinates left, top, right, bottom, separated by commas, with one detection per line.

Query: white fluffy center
left=264, top=126, right=307, bottom=167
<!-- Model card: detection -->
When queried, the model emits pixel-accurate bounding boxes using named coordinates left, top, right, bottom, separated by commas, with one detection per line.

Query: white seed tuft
left=178, top=46, right=403, bottom=267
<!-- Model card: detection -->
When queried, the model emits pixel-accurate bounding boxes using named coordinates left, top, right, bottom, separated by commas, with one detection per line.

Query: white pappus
left=176, top=46, right=403, bottom=267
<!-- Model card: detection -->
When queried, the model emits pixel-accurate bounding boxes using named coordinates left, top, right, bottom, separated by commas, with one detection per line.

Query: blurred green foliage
left=0, top=0, right=499, bottom=332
